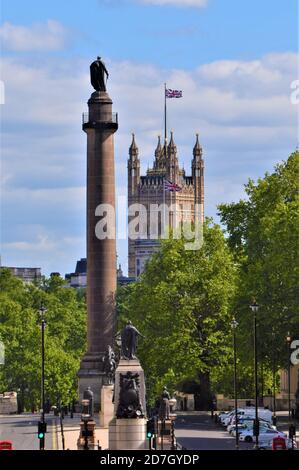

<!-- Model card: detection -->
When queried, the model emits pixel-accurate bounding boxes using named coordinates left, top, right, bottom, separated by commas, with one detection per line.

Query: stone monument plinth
left=109, top=418, right=147, bottom=450
left=77, top=420, right=97, bottom=450
left=108, top=358, right=147, bottom=450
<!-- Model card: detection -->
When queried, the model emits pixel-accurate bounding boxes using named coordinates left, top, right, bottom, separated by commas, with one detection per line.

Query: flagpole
left=164, top=83, right=167, bottom=143
left=164, top=83, right=167, bottom=234
left=163, top=179, right=165, bottom=238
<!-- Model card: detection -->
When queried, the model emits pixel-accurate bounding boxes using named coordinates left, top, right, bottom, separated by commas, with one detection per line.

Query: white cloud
left=1, top=52, right=298, bottom=275
left=2, top=234, right=85, bottom=275
left=0, top=20, right=68, bottom=51
left=137, top=0, right=208, bottom=6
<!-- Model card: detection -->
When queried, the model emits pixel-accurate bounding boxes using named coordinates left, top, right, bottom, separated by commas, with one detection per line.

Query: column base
left=99, top=385, right=114, bottom=428
left=77, top=352, right=106, bottom=411
left=109, top=418, right=147, bottom=450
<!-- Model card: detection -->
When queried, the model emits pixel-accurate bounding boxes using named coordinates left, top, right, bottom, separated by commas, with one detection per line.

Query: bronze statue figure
left=102, top=345, right=116, bottom=384
left=159, top=386, right=170, bottom=420
left=90, top=56, right=109, bottom=92
left=120, top=321, right=144, bottom=360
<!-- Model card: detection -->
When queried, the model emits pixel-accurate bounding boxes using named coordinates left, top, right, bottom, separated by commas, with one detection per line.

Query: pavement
left=55, top=413, right=108, bottom=450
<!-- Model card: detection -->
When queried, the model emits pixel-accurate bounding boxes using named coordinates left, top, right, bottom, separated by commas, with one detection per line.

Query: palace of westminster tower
left=127, top=132, right=204, bottom=277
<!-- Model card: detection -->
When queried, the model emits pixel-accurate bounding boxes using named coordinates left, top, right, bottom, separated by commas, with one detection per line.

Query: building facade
left=2, top=266, right=41, bottom=284
left=65, top=258, right=134, bottom=288
left=127, top=132, right=204, bottom=278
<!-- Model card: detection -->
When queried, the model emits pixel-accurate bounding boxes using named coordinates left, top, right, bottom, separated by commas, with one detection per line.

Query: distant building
left=65, top=258, right=134, bottom=288
left=127, top=132, right=204, bottom=277
left=117, top=264, right=135, bottom=286
left=65, top=258, right=87, bottom=288
left=134, top=240, right=160, bottom=277
left=2, top=266, right=41, bottom=284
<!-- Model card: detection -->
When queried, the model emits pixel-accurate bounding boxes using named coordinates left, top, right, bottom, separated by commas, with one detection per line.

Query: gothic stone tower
left=128, top=132, right=204, bottom=278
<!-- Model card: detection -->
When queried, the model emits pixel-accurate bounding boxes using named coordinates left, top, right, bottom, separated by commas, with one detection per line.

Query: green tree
left=117, top=221, right=237, bottom=406
left=0, top=269, right=87, bottom=410
left=218, top=151, right=299, bottom=378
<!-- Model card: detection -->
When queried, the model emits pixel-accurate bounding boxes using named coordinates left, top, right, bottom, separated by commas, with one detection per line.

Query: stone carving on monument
left=116, top=371, right=144, bottom=419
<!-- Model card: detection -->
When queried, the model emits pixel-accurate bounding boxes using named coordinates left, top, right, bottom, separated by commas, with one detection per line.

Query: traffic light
left=38, top=421, right=47, bottom=449
left=146, top=418, right=155, bottom=439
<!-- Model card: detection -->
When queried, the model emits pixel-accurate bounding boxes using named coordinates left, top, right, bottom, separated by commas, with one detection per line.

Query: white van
left=243, top=407, right=273, bottom=423
left=222, top=407, right=272, bottom=426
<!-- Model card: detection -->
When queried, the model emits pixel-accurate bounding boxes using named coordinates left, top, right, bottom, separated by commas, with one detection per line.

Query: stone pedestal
left=99, top=385, right=114, bottom=428
left=108, top=358, right=147, bottom=450
left=77, top=420, right=96, bottom=450
left=156, top=416, right=176, bottom=449
left=109, top=418, right=147, bottom=450
left=77, top=353, right=105, bottom=410
left=114, top=359, right=146, bottom=416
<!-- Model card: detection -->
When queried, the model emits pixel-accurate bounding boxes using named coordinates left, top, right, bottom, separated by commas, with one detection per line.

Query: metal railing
left=82, top=112, right=118, bottom=125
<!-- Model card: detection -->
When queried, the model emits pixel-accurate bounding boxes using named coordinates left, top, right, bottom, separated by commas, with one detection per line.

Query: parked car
left=221, top=408, right=272, bottom=427
left=221, top=409, right=246, bottom=426
left=228, top=417, right=276, bottom=434
left=239, top=428, right=286, bottom=443
left=231, top=422, right=275, bottom=437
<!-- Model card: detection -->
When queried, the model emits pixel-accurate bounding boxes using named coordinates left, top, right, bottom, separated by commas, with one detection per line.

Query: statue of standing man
left=90, top=56, right=109, bottom=92
left=159, top=386, right=170, bottom=420
left=121, top=321, right=144, bottom=360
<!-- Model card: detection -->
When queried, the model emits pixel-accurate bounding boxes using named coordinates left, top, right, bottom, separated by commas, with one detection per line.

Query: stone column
left=78, top=91, right=118, bottom=409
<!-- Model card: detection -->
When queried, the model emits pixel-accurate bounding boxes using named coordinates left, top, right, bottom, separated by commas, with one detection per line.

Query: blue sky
left=0, top=0, right=298, bottom=276
left=2, top=0, right=297, bottom=66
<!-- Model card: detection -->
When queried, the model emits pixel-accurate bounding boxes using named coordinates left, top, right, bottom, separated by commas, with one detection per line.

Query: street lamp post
left=81, top=399, right=91, bottom=450
left=250, top=301, right=259, bottom=450
left=285, top=332, right=296, bottom=449
left=286, top=332, right=292, bottom=423
left=230, top=317, right=239, bottom=450
left=271, top=329, right=277, bottom=426
left=39, top=305, right=47, bottom=450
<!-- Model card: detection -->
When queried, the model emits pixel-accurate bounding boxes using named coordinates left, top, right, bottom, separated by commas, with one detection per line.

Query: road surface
left=0, top=413, right=57, bottom=450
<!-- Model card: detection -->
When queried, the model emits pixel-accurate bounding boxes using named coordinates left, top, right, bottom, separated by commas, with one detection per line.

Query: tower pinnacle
left=193, top=133, right=202, bottom=158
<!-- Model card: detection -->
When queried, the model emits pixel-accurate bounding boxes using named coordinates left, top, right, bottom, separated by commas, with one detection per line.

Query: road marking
left=52, top=419, right=58, bottom=450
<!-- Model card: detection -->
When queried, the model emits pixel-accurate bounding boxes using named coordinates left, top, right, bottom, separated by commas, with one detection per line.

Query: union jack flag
left=164, top=180, right=182, bottom=192
left=165, top=89, right=183, bottom=98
